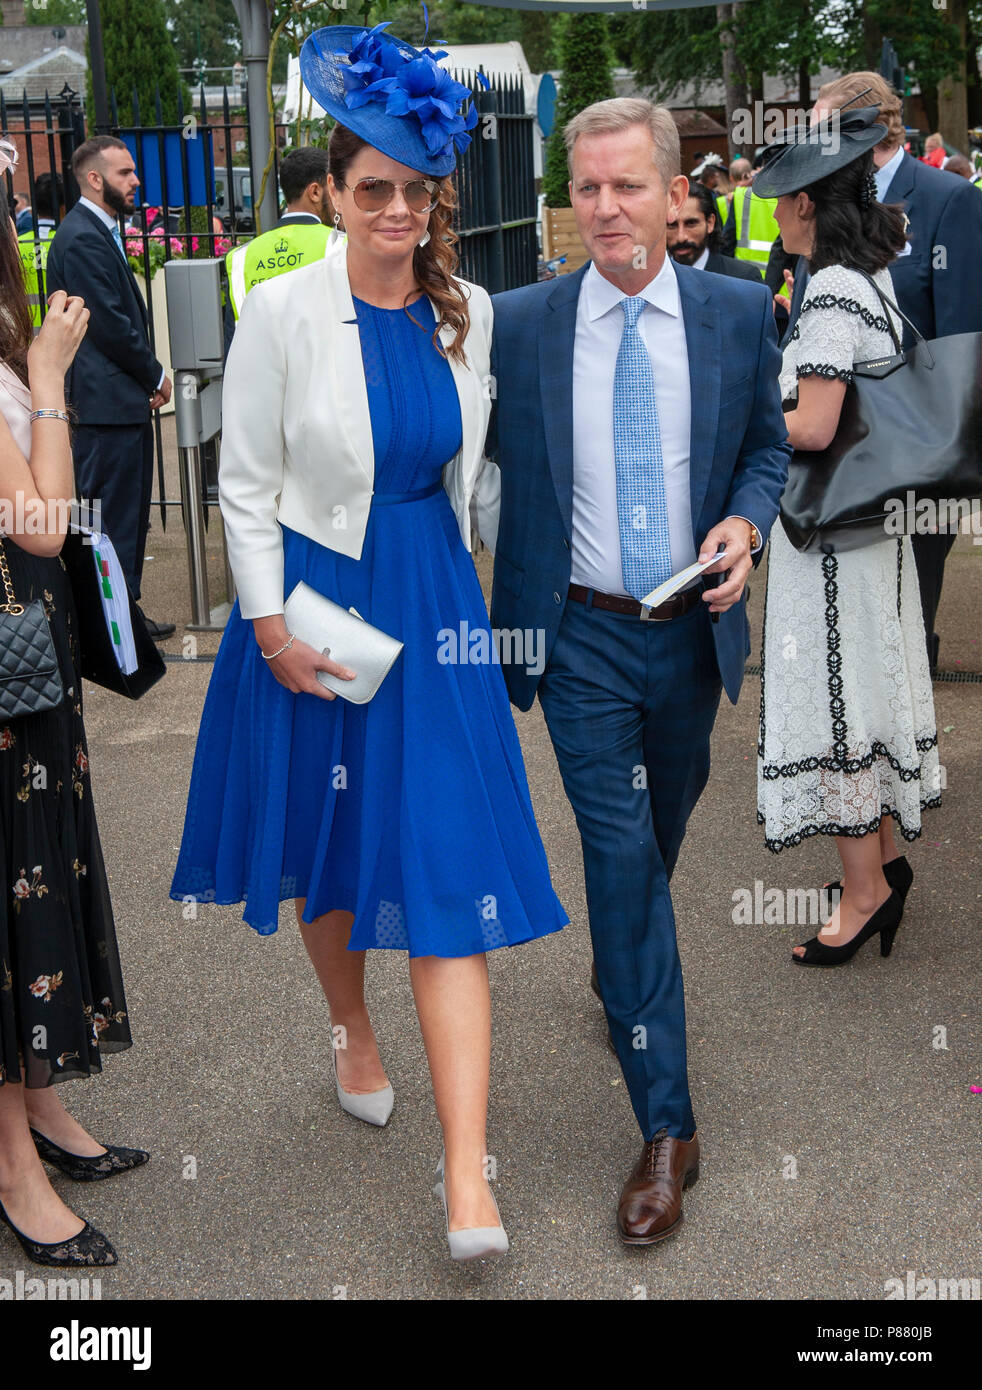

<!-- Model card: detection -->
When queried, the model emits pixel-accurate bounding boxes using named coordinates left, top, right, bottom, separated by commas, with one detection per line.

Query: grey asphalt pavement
left=3, top=416, right=979, bottom=1300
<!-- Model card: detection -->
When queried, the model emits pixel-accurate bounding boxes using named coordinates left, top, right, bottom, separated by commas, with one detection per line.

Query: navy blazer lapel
left=886, top=151, right=916, bottom=209
left=538, top=262, right=588, bottom=540
left=77, top=204, right=148, bottom=324
left=676, top=265, right=720, bottom=536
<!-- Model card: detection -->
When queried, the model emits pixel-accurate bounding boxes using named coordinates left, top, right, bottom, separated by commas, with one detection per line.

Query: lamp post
left=230, top=0, right=279, bottom=235
left=84, top=0, right=110, bottom=134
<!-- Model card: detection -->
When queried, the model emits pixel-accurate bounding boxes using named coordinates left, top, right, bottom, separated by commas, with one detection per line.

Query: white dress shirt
left=875, top=145, right=905, bottom=202
left=571, top=256, right=695, bottom=596
left=692, top=247, right=710, bottom=270
left=78, top=195, right=121, bottom=235
left=78, top=197, right=165, bottom=390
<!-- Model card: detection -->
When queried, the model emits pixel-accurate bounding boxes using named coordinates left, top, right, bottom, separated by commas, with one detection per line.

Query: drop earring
left=333, top=210, right=343, bottom=231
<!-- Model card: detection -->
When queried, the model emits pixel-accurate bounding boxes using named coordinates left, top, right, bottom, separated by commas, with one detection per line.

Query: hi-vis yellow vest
left=225, top=221, right=334, bottom=319
left=18, top=227, right=55, bottom=330
left=732, top=186, right=779, bottom=277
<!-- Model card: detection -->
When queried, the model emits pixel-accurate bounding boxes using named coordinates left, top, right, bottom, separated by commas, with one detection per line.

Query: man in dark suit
left=488, top=99, right=790, bottom=1245
left=668, top=180, right=763, bottom=283
left=45, top=136, right=174, bottom=637
left=14, top=192, right=34, bottom=233
left=783, top=72, right=982, bottom=671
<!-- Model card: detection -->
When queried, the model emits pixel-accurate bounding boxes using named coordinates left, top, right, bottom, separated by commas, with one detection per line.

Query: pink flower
left=214, top=237, right=231, bottom=255
left=191, top=236, right=199, bottom=252
left=150, top=224, right=165, bottom=239
left=13, top=877, right=30, bottom=899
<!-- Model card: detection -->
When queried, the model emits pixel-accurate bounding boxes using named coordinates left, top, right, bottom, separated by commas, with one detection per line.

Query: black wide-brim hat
left=752, top=104, right=887, bottom=198
left=299, top=23, right=477, bottom=178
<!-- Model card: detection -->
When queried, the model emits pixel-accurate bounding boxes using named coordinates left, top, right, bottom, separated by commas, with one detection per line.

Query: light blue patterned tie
left=110, top=223, right=127, bottom=261
left=613, top=296, right=673, bottom=600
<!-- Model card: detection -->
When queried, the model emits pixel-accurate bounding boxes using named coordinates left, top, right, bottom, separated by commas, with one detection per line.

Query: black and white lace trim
left=758, top=733, right=939, bottom=782
left=789, top=293, right=892, bottom=338
left=759, top=548, right=937, bottom=782
left=796, top=362, right=854, bottom=383
left=759, top=797, right=943, bottom=854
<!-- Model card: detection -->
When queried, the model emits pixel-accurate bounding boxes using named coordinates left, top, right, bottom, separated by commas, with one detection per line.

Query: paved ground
left=4, top=416, right=979, bottom=1300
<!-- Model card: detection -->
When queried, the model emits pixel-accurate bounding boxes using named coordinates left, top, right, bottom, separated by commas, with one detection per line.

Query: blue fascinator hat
left=299, top=23, right=478, bottom=178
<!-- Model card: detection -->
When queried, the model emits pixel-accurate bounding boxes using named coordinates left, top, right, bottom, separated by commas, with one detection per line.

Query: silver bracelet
left=30, top=408, right=70, bottom=424
left=260, top=633, right=295, bottom=661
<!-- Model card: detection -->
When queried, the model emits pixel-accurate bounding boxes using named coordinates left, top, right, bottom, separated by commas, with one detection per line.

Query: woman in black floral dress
left=0, top=171, right=146, bottom=1268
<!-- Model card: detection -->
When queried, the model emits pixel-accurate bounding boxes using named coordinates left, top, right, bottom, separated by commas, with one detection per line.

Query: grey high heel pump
left=433, top=1150, right=509, bottom=1261
left=332, top=1045, right=394, bottom=1127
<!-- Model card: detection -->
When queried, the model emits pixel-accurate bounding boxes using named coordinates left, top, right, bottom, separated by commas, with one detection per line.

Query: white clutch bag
left=283, top=581, right=403, bottom=704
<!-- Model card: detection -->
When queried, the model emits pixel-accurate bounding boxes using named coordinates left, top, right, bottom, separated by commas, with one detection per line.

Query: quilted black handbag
left=779, top=269, right=982, bottom=553
left=0, top=535, right=65, bottom=721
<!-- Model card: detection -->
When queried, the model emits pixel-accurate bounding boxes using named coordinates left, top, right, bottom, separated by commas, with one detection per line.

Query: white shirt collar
left=875, top=146, right=905, bottom=201
left=583, top=252, right=681, bottom=323
left=692, top=247, right=710, bottom=271
left=78, top=196, right=119, bottom=231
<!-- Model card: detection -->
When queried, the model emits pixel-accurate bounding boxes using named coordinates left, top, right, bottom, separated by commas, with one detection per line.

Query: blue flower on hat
left=338, top=21, right=477, bottom=161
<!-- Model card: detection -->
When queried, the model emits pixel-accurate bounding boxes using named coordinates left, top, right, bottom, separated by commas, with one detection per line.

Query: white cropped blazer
left=218, top=240, right=500, bottom=619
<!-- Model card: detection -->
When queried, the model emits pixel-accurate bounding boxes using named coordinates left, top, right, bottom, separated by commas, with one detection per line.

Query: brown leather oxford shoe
left=617, top=1129, right=700, bottom=1245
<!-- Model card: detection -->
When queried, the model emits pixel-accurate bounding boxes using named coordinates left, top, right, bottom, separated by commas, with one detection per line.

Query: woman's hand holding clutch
left=252, top=617, right=355, bottom=700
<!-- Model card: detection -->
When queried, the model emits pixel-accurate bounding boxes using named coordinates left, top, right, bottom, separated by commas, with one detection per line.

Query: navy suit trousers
left=537, top=593, right=722, bottom=1141
left=73, top=422, right=154, bottom=601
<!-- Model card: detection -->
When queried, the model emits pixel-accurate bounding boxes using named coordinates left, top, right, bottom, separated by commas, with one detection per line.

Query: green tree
left=89, top=0, right=189, bottom=125
left=164, top=0, right=241, bottom=84
left=23, top=0, right=87, bottom=23
left=542, top=15, right=615, bottom=207
left=614, top=1, right=981, bottom=154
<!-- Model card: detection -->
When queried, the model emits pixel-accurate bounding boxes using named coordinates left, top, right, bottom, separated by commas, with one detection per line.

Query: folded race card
left=640, top=549, right=729, bottom=609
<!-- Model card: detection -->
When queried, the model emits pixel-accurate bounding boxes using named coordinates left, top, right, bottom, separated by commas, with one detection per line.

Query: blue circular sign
left=537, top=72, right=557, bottom=138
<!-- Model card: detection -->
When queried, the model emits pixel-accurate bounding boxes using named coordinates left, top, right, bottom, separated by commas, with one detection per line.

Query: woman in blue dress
left=170, top=24, right=567, bottom=1260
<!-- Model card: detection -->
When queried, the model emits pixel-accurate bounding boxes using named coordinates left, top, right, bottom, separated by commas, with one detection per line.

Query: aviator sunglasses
left=339, top=176, right=440, bottom=214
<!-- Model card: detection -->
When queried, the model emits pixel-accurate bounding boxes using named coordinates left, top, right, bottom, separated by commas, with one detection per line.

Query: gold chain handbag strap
left=0, top=536, right=25, bottom=616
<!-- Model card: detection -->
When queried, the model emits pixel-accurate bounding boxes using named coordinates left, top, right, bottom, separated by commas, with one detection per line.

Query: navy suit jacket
left=703, top=251, right=765, bottom=284
left=882, top=152, right=982, bottom=344
left=45, top=203, right=162, bottom=426
left=783, top=151, right=982, bottom=348
left=488, top=261, right=791, bottom=711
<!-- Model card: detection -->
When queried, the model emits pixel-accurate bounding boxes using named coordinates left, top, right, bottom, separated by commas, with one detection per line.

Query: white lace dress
left=757, top=264, right=941, bottom=851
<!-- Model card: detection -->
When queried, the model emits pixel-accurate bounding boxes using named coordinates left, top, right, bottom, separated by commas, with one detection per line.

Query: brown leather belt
left=567, top=583, right=701, bottom=621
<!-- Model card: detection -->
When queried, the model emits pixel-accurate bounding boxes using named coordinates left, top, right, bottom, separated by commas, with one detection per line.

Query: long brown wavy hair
left=0, top=179, right=33, bottom=386
left=327, top=124, right=471, bottom=364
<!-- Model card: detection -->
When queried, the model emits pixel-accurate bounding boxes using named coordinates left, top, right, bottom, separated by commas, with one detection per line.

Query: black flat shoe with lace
left=792, top=889, right=904, bottom=967
left=823, top=856, right=913, bottom=905
left=0, top=1198, right=118, bottom=1267
left=31, top=1128, right=150, bottom=1182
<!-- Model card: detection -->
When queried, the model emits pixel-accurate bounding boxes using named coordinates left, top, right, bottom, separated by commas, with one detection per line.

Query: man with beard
left=45, top=137, right=174, bottom=636
left=668, top=181, right=763, bottom=283
left=224, top=147, right=339, bottom=326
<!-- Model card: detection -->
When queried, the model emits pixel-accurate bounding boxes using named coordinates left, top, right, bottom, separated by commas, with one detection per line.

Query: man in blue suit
left=488, top=98, right=790, bottom=1244
left=45, top=136, right=175, bottom=638
left=786, top=72, right=982, bottom=671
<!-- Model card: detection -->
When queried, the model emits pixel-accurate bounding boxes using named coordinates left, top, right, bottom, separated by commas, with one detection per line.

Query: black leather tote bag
left=779, top=269, right=982, bottom=553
